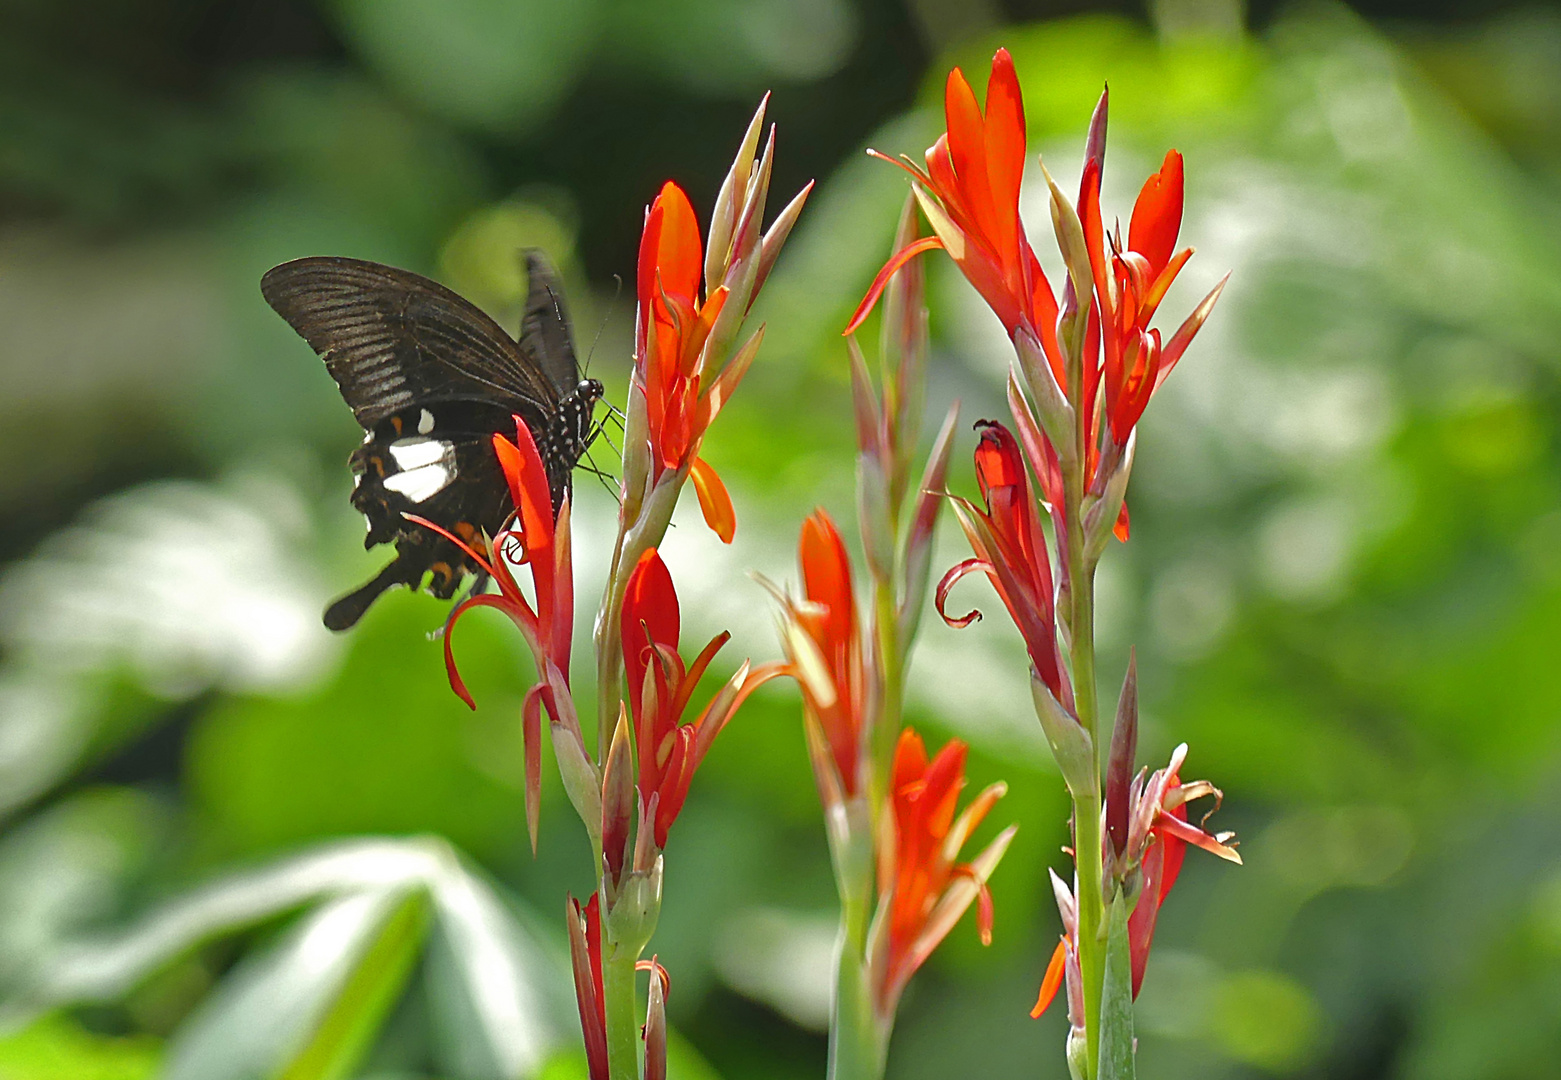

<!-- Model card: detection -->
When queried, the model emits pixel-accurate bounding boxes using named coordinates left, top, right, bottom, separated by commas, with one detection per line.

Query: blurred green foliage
left=0, top=0, right=1559, bottom=1077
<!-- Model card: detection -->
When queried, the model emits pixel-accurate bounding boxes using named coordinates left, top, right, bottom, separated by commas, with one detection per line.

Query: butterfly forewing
left=261, top=256, right=560, bottom=427
left=516, top=250, right=581, bottom=397
left=262, top=253, right=599, bottom=630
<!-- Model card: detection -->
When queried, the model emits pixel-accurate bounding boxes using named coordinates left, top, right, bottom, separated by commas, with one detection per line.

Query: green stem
left=602, top=939, right=642, bottom=1080
left=869, top=576, right=902, bottom=812
left=593, top=471, right=682, bottom=764
left=827, top=882, right=887, bottom=1080
left=594, top=533, right=628, bottom=766
left=1062, top=465, right=1105, bottom=1078
left=1057, top=300, right=1107, bottom=1077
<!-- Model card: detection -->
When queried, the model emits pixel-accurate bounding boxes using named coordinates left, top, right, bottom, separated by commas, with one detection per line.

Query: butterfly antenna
left=581, top=273, right=624, bottom=379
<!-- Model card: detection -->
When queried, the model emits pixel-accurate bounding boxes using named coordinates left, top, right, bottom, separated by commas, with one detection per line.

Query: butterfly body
left=261, top=252, right=601, bottom=630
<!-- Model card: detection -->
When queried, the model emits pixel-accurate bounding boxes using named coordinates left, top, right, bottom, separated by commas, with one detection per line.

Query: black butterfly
left=261, top=252, right=603, bottom=631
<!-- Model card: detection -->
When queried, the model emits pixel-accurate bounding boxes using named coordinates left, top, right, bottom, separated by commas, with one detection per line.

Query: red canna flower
left=849, top=52, right=1227, bottom=546
left=621, top=547, right=786, bottom=848
left=846, top=48, right=1064, bottom=378
left=629, top=102, right=811, bottom=544
left=1079, top=130, right=1228, bottom=453
left=410, top=416, right=576, bottom=851
left=872, top=728, right=1016, bottom=1014
left=636, top=180, right=740, bottom=540
left=565, top=894, right=608, bottom=1080
left=937, top=421, right=1068, bottom=702
left=768, top=509, right=868, bottom=801
left=1122, top=743, right=1240, bottom=996
left=1031, top=744, right=1239, bottom=1017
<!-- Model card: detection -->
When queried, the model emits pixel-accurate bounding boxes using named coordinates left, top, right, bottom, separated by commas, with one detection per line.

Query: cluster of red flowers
left=850, top=46, right=1239, bottom=1041
left=621, top=547, right=785, bottom=850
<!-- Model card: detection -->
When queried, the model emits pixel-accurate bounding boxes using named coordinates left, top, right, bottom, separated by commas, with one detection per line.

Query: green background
left=0, top=0, right=1557, bottom=1076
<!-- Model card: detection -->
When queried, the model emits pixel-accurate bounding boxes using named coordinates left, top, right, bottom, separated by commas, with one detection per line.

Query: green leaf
left=277, top=889, right=429, bottom=1080
left=1097, top=892, right=1136, bottom=1080
left=159, top=888, right=419, bottom=1080
left=0, top=1014, right=159, bottom=1080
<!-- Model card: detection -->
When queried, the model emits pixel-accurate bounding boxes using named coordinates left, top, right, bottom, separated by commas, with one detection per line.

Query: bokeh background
left=0, top=0, right=1558, bottom=1076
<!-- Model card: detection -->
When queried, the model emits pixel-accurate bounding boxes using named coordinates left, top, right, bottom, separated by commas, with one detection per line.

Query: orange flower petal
left=799, top=509, right=854, bottom=647
left=689, top=456, right=736, bottom=543
left=650, top=181, right=703, bottom=309
left=1030, top=937, right=1069, bottom=1018
left=983, top=49, right=1026, bottom=274
left=1128, top=149, right=1184, bottom=279
left=943, top=65, right=997, bottom=250
left=622, top=548, right=681, bottom=711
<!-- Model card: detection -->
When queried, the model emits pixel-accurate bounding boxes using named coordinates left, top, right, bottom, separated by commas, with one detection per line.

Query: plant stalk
left=1062, top=460, right=1105, bottom=1077
left=602, top=938, right=642, bottom=1080
left=1056, top=298, right=1106, bottom=1078
left=827, top=873, right=887, bottom=1080
left=869, top=575, right=902, bottom=812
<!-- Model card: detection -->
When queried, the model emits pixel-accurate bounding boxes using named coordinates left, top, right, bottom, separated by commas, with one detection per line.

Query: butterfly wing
left=263, top=254, right=596, bottom=631
left=516, top=249, right=582, bottom=397
left=323, top=412, right=515, bottom=631
left=261, top=256, right=559, bottom=426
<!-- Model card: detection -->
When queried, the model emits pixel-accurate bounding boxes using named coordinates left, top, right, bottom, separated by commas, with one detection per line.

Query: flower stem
left=602, top=938, right=642, bottom=1080
left=594, top=539, right=629, bottom=766
left=827, top=887, right=887, bottom=1080
left=869, top=575, right=902, bottom=811
left=1063, top=480, right=1106, bottom=1078
left=1059, top=313, right=1105, bottom=1077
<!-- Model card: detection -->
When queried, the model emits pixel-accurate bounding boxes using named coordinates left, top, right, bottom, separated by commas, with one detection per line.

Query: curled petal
left=637, top=956, right=672, bottom=1000
left=441, top=593, right=541, bottom=709
left=1156, top=810, right=1243, bottom=864
left=844, top=235, right=944, bottom=335
left=936, top=557, right=991, bottom=628
left=403, top=513, right=497, bottom=581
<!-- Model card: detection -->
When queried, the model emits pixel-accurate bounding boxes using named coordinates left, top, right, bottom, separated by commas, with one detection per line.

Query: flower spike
left=622, top=548, right=787, bottom=849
